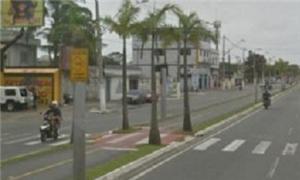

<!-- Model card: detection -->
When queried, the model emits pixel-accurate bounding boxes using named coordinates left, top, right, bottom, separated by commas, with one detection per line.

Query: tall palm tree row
left=103, top=0, right=140, bottom=130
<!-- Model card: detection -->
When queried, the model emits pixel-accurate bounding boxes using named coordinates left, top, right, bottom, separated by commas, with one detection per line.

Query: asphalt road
left=1, top=85, right=258, bottom=160
left=136, top=85, right=300, bottom=180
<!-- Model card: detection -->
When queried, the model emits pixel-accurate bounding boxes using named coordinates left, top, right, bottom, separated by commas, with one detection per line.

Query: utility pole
left=253, top=54, right=258, bottom=103
left=221, top=35, right=226, bottom=89
left=95, top=0, right=107, bottom=112
left=160, top=65, right=167, bottom=120
left=213, top=20, right=221, bottom=88
left=242, top=48, right=246, bottom=88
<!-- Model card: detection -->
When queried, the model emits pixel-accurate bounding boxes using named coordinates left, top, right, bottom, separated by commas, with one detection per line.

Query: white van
left=0, top=86, right=34, bottom=111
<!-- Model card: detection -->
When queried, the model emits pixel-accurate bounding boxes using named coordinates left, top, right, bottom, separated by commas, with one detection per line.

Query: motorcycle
left=263, top=97, right=271, bottom=109
left=40, top=114, right=59, bottom=142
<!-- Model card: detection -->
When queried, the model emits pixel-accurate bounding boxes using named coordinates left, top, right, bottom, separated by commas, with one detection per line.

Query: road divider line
left=267, top=157, right=280, bottom=178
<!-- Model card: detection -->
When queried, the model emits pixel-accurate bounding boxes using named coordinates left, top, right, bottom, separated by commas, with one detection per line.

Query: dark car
left=127, top=90, right=146, bottom=104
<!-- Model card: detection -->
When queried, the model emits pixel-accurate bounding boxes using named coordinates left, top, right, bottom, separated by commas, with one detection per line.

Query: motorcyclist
left=44, top=101, right=62, bottom=128
left=262, top=89, right=271, bottom=104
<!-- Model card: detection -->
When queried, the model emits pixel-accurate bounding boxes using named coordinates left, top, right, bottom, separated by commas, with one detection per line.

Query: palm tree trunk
left=149, top=32, right=161, bottom=145
left=122, top=37, right=129, bottom=130
left=183, top=37, right=192, bottom=132
left=176, top=41, right=181, bottom=99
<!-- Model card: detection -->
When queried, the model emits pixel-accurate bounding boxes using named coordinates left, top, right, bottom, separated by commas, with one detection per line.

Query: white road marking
left=24, top=134, right=69, bottom=146
left=252, top=141, right=272, bottom=155
left=135, top=134, right=167, bottom=145
left=49, top=140, right=70, bottom=146
left=3, top=135, right=39, bottom=145
left=282, top=143, right=298, bottom=156
left=130, top=108, right=264, bottom=180
left=194, top=138, right=221, bottom=151
left=108, top=133, right=141, bottom=144
left=222, top=139, right=245, bottom=152
left=2, top=132, right=31, bottom=141
left=25, top=140, right=41, bottom=146
left=288, top=128, right=293, bottom=136
left=267, top=157, right=280, bottom=178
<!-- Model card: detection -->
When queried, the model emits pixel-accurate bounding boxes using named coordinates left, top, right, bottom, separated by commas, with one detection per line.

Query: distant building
left=132, top=34, right=219, bottom=91
left=0, top=29, right=40, bottom=67
left=61, top=65, right=143, bottom=101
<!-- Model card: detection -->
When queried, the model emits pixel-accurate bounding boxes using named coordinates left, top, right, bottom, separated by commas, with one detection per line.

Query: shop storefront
left=0, top=68, right=61, bottom=105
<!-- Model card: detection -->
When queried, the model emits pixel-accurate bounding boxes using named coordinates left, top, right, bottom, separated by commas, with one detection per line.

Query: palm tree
left=135, top=4, right=179, bottom=145
left=174, top=10, right=216, bottom=132
left=103, top=0, right=140, bottom=130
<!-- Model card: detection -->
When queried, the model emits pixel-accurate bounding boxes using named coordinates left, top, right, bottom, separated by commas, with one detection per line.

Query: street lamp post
left=252, top=48, right=262, bottom=103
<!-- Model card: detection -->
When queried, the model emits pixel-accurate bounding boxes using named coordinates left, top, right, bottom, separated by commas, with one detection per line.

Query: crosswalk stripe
left=222, top=139, right=245, bottom=152
left=252, top=141, right=271, bottom=155
left=282, top=143, right=298, bottom=156
left=24, top=134, right=69, bottom=146
left=4, top=135, right=39, bottom=145
left=194, top=138, right=221, bottom=151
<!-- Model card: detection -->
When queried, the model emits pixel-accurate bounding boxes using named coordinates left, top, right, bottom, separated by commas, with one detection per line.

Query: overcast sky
left=81, top=0, right=300, bottom=65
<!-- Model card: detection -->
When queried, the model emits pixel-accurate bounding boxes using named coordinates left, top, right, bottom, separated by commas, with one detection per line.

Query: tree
left=37, top=0, right=95, bottom=65
left=103, top=0, right=140, bottom=130
left=274, top=58, right=289, bottom=78
left=244, top=52, right=266, bottom=83
left=134, top=4, right=179, bottom=145
left=287, top=64, right=300, bottom=77
left=174, top=10, right=215, bottom=132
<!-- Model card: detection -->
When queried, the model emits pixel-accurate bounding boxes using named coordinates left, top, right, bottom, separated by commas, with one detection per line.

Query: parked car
left=127, top=89, right=146, bottom=104
left=0, top=86, right=33, bottom=111
left=143, top=89, right=159, bottom=103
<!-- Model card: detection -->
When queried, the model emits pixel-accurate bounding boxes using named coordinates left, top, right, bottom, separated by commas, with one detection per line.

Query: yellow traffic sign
left=70, top=48, right=88, bottom=82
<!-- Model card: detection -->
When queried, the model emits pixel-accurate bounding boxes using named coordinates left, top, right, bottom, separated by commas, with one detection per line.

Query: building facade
left=132, top=35, right=219, bottom=92
left=0, top=29, right=40, bottom=67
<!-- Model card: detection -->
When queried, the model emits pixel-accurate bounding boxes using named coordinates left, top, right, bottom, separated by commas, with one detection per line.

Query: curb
left=95, top=84, right=298, bottom=180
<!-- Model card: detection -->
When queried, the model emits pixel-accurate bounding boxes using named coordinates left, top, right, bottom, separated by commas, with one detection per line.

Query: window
left=20, top=89, right=27, bottom=97
left=5, top=89, right=16, bottom=96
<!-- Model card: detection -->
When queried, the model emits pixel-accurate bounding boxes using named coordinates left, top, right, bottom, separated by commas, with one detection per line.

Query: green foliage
left=38, top=0, right=95, bottom=65
left=102, top=0, right=140, bottom=38
left=274, top=58, right=289, bottom=76
left=244, top=51, right=267, bottom=83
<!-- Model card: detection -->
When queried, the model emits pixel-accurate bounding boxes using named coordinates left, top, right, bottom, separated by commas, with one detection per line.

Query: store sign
left=70, top=48, right=89, bottom=82
left=1, top=0, right=44, bottom=27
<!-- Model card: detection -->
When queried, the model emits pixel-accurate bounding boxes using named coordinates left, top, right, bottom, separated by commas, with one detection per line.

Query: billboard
left=1, top=0, right=44, bottom=27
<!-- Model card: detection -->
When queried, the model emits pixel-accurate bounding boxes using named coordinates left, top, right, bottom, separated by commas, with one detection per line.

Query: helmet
left=51, top=100, right=58, bottom=105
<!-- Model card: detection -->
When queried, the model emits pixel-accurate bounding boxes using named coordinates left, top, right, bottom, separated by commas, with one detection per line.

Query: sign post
left=70, top=48, right=88, bottom=180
